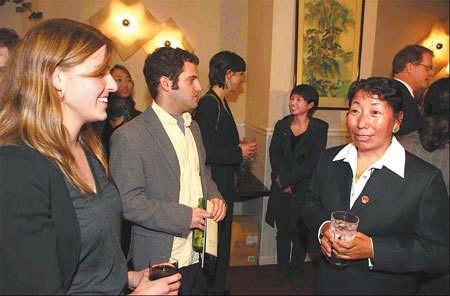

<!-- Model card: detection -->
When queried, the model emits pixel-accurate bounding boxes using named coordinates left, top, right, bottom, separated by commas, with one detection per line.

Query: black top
left=1, top=145, right=81, bottom=294
left=101, top=108, right=141, bottom=158
left=290, top=131, right=304, bottom=152
left=65, top=153, right=127, bottom=295
left=391, top=79, right=421, bottom=135
left=265, top=115, right=328, bottom=227
left=193, top=88, right=242, bottom=203
left=1, top=145, right=129, bottom=294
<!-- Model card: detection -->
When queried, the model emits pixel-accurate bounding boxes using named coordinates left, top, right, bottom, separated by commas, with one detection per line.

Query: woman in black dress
left=193, top=51, right=257, bottom=295
left=266, top=84, right=328, bottom=291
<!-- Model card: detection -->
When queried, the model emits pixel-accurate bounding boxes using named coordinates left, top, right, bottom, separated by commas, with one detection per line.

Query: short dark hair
left=418, top=77, right=449, bottom=152
left=290, top=84, right=319, bottom=117
left=0, top=28, right=20, bottom=50
left=209, top=51, right=246, bottom=88
left=392, top=45, right=434, bottom=75
left=143, top=47, right=199, bottom=99
left=347, top=77, right=403, bottom=118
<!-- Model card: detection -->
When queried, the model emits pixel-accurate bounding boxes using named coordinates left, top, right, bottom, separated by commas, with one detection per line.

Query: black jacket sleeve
left=1, top=147, right=66, bottom=295
left=269, top=120, right=284, bottom=185
left=194, top=95, right=242, bottom=166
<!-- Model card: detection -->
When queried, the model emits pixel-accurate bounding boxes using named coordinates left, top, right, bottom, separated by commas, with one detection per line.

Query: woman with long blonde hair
left=0, top=19, right=180, bottom=295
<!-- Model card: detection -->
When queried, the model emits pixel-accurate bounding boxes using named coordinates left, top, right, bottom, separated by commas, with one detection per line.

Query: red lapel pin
left=361, top=196, right=369, bottom=204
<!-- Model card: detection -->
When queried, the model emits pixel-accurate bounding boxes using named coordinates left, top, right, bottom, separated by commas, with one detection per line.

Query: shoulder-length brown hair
left=0, top=18, right=113, bottom=196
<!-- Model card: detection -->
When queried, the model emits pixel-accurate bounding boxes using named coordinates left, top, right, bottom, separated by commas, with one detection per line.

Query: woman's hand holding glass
left=321, top=222, right=374, bottom=261
left=239, top=138, right=257, bottom=159
left=128, top=269, right=181, bottom=295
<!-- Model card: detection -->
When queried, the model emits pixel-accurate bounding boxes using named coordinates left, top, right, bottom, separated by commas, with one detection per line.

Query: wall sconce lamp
left=142, top=18, right=194, bottom=54
left=417, top=20, right=449, bottom=78
left=89, top=0, right=162, bottom=61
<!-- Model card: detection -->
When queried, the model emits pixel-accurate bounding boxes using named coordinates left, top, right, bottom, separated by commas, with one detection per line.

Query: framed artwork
left=295, top=0, right=364, bottom=110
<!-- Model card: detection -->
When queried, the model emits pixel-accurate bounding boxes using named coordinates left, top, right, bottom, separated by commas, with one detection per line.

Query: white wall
left=1, top=0, right=249, bottom=116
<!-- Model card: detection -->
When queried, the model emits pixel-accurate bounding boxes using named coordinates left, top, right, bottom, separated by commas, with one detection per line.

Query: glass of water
left=326, top=211, right=359, bottom=267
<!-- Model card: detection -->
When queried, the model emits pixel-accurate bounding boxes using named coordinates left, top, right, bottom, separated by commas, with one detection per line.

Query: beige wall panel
left=246, top=0, right=273, bottom=129
left=372, top=0, right=449, bottom=78
left=218, top=0, right=249, bottom=123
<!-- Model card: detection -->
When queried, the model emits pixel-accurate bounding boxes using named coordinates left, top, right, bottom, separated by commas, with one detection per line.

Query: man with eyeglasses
left=391, top=45, right=434, bottom=135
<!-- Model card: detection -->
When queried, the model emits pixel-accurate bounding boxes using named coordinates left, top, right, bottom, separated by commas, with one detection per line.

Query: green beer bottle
left=192, top=197, right=204, bottom=253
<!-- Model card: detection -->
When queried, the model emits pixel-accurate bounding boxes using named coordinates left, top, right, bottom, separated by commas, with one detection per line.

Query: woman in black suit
left=265, top=84, right=328, bottom=290
left=193, top=51, right=257, bottom=295
left=301, top=77, right=449, bottom=295
left=0, top=19, right=180, bottom=295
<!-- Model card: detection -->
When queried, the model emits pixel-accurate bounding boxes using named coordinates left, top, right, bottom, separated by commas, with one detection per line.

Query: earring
left=393, top=125, right=399, bottom=133
left=59, top=89, right=64, bottom=99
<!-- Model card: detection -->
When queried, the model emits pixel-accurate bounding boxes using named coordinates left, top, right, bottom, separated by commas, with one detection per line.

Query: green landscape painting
left=301, top=0, right=360, bottom=99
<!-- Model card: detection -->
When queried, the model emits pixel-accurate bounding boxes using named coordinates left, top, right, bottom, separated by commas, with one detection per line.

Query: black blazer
left=265, top=115, right=328, bottom=227
left=193, top=89, right=242, bottom=202
left=301, top=145, right=449, bottom=295
left=391, top=78, right=421, bottom=135
left=1, top=145, right=81, bottom=294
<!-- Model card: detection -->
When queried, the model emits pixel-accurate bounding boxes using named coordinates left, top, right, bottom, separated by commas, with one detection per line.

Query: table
left=235, top=172, right=270, bottom=202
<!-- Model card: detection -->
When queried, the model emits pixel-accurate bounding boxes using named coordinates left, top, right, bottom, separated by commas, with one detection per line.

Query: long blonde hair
left=0, top=19, right=112, bottom=196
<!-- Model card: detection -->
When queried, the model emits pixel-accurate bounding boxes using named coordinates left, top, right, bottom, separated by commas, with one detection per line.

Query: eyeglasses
left=413, top=63, right=433, bottom=71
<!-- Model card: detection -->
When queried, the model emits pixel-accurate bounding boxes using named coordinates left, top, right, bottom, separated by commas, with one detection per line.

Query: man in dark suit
left=193, top=51, right=257, bottom=295
left=391, top=45, right=434, bottom=135
left=110, top=47, right=226, bottom=295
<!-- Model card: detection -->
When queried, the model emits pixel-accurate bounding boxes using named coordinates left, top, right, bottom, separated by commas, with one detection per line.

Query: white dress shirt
left=152, top=102, right=203, bottom=268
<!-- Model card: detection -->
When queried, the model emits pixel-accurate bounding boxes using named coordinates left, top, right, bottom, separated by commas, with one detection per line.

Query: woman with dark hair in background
left=0, top=19, right=180, bottom=295
left=193, top=51, right=257, bottom=295
left=265, top=84, right=328, bottom=291
left=100, top=64, right=141, bottom=158
left=399, top=77, right=449, bottom=295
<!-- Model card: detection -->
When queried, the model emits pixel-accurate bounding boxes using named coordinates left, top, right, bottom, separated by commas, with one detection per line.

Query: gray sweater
left=65, top=153, right=127, bottom=295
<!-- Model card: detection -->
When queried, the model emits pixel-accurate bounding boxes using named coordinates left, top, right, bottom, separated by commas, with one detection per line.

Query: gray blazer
left=109, top=105, right=222, bottom=270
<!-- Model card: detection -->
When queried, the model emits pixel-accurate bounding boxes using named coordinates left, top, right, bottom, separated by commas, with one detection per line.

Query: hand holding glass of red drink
left=326, top=211, right=359, bottom=267
left=149, top=256, right=178, bottom=280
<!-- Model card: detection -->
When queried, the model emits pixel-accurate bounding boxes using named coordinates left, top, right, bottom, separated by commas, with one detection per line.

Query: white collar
left=152, top=102, right=192, bottom=127
left=333, top=136, right=405, bottom=178
left=394, top=78, right=415, bottom=98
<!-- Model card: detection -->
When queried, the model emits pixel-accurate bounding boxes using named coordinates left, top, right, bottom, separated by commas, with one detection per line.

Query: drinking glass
left=241, top=138, right=256, bottom=179
left=326, top=211, right=359, bottom=267
left=149, top=256, right=178, bottom=280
